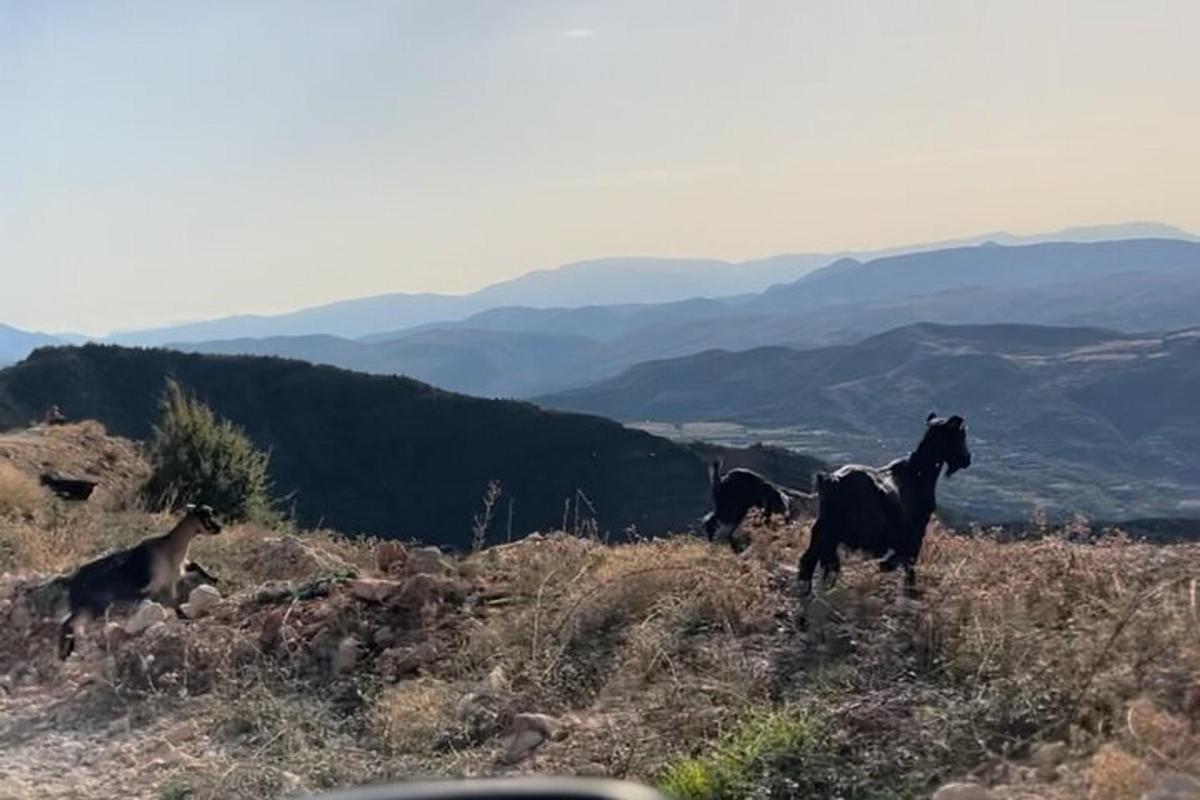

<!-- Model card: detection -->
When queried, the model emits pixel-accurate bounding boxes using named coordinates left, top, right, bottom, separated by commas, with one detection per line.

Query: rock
left=1032, top=741, right=1068, bottom=781
left=375, top=541, right=408, bottom=575
left=259, top=609, right=286, bottom=652
left=103, top=622, right=130, bottom=649
left=397, top=573, right=467, bottom=607
left=347, top=578, right=402, bottom=604
left=331, top=635, right=361, bottom=677
left=931, top=783, right=996, bottom=800
left=1142, top=772, right=1200, bottom=800
left=403, top=546, right=456, bottom=578
left=379, top=643, right=439, bottom=679
left=246, top=535, right=350, bottom=582
left=1032, top=741, right=1067, bottom=768
left=501, top=713, right=565, bottom=764
left=180, top=584, right=221, bottom=618
left=483, top=664, right=508, bottom=694
left=124, top=601, right=168, bottom=635
left=373, top=626, right=402, bottom=649
left=452, top=691, right=500, bottom=744
left=162, top=722, right=198, bottom=745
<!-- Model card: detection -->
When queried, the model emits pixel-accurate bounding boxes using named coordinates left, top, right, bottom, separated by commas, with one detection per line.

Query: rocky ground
left=1, top=424, right=1199, bottom=800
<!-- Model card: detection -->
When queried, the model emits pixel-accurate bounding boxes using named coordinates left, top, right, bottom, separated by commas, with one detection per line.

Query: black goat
left=798, top=413, right=971, bottom=596
left=56, top=504, right=223, bottom=659
left=40, top=473, right=99, bottom=502
left=701, top=461, right=812, bottom=552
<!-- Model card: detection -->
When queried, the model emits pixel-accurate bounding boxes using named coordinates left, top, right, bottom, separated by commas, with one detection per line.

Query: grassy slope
left=2, top=484, right=1197, bottom=799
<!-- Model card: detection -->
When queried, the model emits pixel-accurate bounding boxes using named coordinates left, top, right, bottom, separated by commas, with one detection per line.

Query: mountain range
left=538, top=322, right=1200, bottom=521
left=3, top=222, right=1191, bottom=363
left=137, top=236, right=1200, bottom=399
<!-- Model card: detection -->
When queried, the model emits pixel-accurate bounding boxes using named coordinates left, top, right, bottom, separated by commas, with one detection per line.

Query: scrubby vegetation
left=143, top=379, right=276, bottom=523
left=1, top=423, right=1197, bottom=799
left=0, top=460, right=42, bottom=518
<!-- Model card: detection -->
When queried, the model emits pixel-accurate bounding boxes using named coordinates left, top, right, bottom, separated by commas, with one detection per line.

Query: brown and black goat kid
left=702, top=460, right=811, bottom=552
left=57, top=504, right=223, bottom=659
left=798, top=413, right=971, bottom=596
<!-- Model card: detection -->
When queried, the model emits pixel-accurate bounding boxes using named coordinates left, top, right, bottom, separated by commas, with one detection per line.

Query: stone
left=373, top=625, right=402, bottom=649
left=162, top=722, right=198, bottom=745
left=180, top=584, right=221, bottom=618
left=397, top=573, right=467, bottom=607
left=931, top=783, right=997, bottom=800
left=1032, top=741, right=1068, bottom=781
left=379, top=643, right=439, bottom=679
left=1142, top=772, right=1200, bottom=800
left=375, top=541, right=408, bottom=575
left=124, top=601, right=168, bottom=635
left=347, top=578, right=402, bottom=604
left=500, top=713, right=564, bottom=764
left=259, top=608, right=286, bottom=651
left=403, top=546, right=456, bottom=578
left=331, top=635, right=361, bottom=677
left=103, top=622, right=130, bottom=649
left=246, top=536, right=350, bottom=582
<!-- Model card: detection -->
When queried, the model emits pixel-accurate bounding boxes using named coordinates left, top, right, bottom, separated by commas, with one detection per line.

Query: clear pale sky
left=2, top=1, right=1198, bottom=334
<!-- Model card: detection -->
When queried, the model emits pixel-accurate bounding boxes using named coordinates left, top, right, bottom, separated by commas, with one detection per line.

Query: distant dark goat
left=701, top=461, right=813, bottom=552
left=56, top=504, right=223, bottom=659
left=40, top=473, right=99, bottom=502
left=797, top=413, right=971, bottom=596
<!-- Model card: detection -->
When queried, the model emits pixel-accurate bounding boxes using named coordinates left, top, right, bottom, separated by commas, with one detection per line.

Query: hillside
left=1, top=467, right=1197, bottom=799
left=539, top=323, right=1200, bottom=521
left=0, top=345, right=823, bottom=544
left=168, top=328, right=599, bottom=398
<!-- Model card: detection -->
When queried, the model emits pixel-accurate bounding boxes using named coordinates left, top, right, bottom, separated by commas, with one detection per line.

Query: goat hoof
left=821, top=572, right=840, bottom=591
left=796, top=579, right=813, bottom=598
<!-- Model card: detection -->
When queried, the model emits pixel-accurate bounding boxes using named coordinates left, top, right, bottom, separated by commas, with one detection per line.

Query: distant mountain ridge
left=145, top=237, right=1200, bottom=400
left=0, top=324, right=64, bottom=367
left=537, top=322, right=1200, bottom=522
left=90, top=221, right=1197, bottom=346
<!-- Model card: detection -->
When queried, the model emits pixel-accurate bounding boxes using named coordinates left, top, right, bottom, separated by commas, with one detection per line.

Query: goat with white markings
left=702, top=461, right=814, bottom=552
left=56, top=504, right=222, bottom=659
left=798, top=413, right=971, bottom=596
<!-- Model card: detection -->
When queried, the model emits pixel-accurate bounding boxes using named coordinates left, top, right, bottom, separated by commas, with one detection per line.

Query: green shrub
left=657, top=710, right=820, bottom=800
left=144, top=379, right=276, bottom=523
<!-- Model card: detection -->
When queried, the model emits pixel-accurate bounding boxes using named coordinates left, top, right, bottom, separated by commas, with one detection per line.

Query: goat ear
left=947, top=415, right=964, bottom=428
left=926, top=411, right=938, bottom=424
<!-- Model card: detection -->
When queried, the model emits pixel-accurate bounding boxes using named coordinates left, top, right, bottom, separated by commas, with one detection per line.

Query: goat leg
left=819, top=547, right=841, bottom=591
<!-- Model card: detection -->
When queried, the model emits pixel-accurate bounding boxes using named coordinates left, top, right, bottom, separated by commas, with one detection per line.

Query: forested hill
left=0, top=345, right=823, bottom=543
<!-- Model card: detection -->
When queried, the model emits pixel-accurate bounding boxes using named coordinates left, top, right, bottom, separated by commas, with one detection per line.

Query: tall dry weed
left=0, top=461, right=43, bottom=519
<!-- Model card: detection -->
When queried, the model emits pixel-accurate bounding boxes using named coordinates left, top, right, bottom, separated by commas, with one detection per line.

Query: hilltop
left=1, top=433, right=1197, bottom=799
left=0, top=345, right=823, bottom=544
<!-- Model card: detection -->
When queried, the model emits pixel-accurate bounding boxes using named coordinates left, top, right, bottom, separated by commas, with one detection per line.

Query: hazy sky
left=2, top=1, right=1198, bottom=334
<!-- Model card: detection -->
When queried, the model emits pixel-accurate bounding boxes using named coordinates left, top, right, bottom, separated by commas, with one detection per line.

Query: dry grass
left=0, top=461, right=44, bottom=519
left=370, top=678, right=456, bottom=754
left=3, top=508, right=1200, bottom=799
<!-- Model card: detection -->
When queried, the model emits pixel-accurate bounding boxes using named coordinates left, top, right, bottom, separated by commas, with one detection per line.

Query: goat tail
left=812, top=472, right=832, bottom=496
